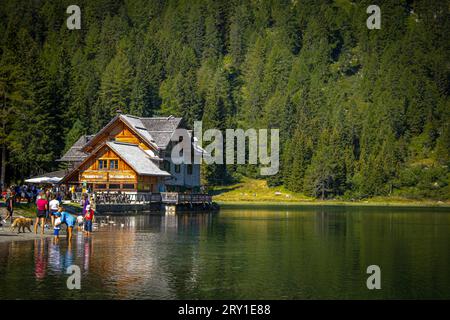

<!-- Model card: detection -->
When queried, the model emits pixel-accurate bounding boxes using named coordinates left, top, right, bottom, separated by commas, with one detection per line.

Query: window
left=122, top=184, right=135, bottom=189
left=163, top=160, right=171, bottom=172
left=109, top=184, right=120, bottom=189
left=187, top=164, right=193, bottom=175
left=95, top=184, right=107, bottom=190
left=98, top=159, right=108, bottom=170
left=175, top=164, right=181, bottom=173
left=109, top=159, right=119, bottom=170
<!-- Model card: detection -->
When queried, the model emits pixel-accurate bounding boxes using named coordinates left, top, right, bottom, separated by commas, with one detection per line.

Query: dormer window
left=109, top=159, right=119, bottom=170
left=98, top=159, right=107, bottom=170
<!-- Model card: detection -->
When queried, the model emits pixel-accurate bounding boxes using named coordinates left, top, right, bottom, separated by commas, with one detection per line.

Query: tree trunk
left=0, top=144, right=5, bottom=188
left=1, top=91, right=5, bottom=189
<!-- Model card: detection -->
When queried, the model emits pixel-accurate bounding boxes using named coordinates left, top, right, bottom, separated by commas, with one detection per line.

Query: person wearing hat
left=84, top=204, right=95, bottom=236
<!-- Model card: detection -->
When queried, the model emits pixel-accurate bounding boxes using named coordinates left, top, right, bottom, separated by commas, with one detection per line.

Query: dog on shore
left=10, top=217, right=33, bottom=233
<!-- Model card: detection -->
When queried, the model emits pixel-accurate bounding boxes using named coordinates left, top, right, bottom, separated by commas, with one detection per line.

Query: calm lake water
left=0, top=204, right=449, bottom=299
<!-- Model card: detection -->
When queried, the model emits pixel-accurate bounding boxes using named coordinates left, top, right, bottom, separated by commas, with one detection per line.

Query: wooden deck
left=90, top=192, right=212, bottom=205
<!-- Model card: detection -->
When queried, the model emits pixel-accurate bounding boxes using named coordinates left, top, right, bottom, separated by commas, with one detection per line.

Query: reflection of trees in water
left=1, top=209, right=449, bottom=299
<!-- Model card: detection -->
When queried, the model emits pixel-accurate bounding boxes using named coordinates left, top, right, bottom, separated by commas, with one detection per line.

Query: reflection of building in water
left=162, top=214, right=178, bottom=233
left=161, top=213, right=213, bottom=234
left=11, top=214, right=215, bottom=298
left=86, top=222, right=171, bottom=298
left=77, top=213, right=213, bottom=298
left=177, top=213, right=213, bottom=233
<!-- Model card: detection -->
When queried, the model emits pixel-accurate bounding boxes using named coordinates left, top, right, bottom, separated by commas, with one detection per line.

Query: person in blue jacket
left=58, top=206, right=76, bottom=241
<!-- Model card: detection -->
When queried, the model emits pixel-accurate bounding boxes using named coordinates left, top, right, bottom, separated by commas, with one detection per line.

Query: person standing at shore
left=49, top=195, right=60, bottom=226
left=44, top=189, right=51, bottom=224
left=53, top=212, right=61, bottom=243
left=4, top=189, right=14, bottom=223
left=35, top=192, right=48, bottom=234
left=82, top=193, right=90, bottom=215
left=84, top=205, right=94, bottom=236
left=58, top=206, right=75, bottom=241
left=76, top=214, right=84, bottom=232
left=70, top=185, right=75, bottom=201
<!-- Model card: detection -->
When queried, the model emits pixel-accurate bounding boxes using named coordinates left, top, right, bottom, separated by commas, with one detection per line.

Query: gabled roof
left=59, top=140, right=171, bottom=184
left=124, top=115, right=183, bottom=149
left=80, top=114, right=183, bottom=152
left=106, top=141, right=170, bottom=176
left=120, top=115, right=157, bottom=147
left=58, top=135, right=94, bottom=162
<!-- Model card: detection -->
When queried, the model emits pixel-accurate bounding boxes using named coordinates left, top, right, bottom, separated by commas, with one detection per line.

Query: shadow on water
left=0, top=207, right=449, bottom=299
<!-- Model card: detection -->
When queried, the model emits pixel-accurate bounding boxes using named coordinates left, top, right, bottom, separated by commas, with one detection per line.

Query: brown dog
left=10, top=217, right=33, bottom=233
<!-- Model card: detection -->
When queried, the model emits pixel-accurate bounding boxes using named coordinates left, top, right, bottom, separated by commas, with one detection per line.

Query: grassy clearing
left=211, top=178, right=450, bottom=208
left=211, top=178, right=312, bottom=202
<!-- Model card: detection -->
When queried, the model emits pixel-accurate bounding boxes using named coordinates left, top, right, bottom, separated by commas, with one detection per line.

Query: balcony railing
left=89, top=192, right=212, bottom=205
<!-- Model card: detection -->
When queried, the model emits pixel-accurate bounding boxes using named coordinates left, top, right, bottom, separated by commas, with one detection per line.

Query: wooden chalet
left=59, top=114, right=201, bottom=193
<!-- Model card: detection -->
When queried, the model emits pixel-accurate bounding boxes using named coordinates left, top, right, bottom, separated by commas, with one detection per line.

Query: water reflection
left=34, top=239, right=47, bottom=280
left=0, top=208, right=449, bottom=299
left=48, top=240, right=62, bottom=272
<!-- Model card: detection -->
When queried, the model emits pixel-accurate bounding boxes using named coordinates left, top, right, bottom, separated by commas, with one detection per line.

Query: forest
left=0, top=0, right=449, bottom=200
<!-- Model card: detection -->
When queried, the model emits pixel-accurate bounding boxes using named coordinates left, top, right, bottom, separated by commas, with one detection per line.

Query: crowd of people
left=1, top=184, right=89, bottom=205
left=1, top=184, right=68, bottom=204
left=1, top=184, right=95, bottom=241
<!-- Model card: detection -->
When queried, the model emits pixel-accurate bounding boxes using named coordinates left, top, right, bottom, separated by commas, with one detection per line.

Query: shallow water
left=0, top=205, right=449, bottom=299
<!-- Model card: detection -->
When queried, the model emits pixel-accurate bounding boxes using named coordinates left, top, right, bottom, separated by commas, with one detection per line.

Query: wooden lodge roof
left=118, top=114, right=183, bottom=149
left=106, top=141, right=170, bottom=176
left=81, top=114, right=183, bottom=152
left=58, top=135, right=94, bottom=162
left=59, top=140, right=171, bottom=184
left=138, top=116, right=183, bottom=148
left=60, top=115, right=184, bottom=163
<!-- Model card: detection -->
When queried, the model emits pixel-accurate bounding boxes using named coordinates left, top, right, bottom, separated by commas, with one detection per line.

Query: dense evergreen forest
left=0, top=0, right=449, bottom=200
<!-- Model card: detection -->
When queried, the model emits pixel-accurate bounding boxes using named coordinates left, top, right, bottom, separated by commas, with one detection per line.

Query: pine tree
left=64, top=120, right=85, bottom=153
left=94, top=45, right=133, bottom=130
left=0, top=59, right=31, bottom=186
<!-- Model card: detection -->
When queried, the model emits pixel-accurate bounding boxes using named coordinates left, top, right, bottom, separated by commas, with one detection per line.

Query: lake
left=0, top=204, right=449, bottom=299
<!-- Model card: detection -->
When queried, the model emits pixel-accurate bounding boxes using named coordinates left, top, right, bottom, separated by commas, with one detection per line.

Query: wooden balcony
left=89, top=191, right=212, bottom=205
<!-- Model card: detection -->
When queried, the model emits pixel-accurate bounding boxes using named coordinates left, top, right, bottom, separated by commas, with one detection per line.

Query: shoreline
left=0, top=228, right=54, bottom=244
left=215, top=200, right=450, bottom=209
